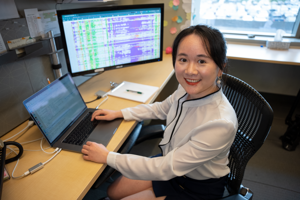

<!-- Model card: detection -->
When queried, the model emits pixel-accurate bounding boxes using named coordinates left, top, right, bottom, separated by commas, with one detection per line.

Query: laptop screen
left=23, top=74, right=87, bottom=144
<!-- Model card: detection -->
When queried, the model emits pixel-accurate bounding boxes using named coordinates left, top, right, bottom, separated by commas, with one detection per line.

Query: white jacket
left=107, top=84, right=238, bottom=181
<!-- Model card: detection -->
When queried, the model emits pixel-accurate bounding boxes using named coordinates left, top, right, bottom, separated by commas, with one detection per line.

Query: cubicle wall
left=0, top=1, right=116, bottom=136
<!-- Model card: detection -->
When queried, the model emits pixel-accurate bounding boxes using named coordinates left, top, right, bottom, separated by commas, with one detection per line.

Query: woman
left=82, top=25, right=238, bottom=200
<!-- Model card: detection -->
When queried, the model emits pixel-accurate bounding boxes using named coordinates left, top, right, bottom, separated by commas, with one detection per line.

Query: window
left=191, top=0, right=300, bottom=38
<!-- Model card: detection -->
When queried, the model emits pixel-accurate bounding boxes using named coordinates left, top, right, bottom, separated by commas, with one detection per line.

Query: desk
left=226, top=42, right=300, bottom=96
left=227, top=42, right=300, bottom=65
left=2, top=53, right=174, bottom=200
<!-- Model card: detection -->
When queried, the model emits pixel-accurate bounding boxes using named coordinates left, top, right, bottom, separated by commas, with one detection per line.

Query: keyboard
left=63, top=112, right=99, bottom=145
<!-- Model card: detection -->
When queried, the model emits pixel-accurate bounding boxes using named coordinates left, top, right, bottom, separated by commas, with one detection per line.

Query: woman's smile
left=185, top=78, right=201, bottom=85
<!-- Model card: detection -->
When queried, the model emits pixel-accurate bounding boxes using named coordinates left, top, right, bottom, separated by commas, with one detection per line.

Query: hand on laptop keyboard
left=91, top=109, right=124, bottom=121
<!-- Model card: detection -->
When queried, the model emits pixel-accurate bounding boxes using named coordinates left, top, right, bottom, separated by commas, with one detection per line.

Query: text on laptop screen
left=23, top=75, right=86, bottom=143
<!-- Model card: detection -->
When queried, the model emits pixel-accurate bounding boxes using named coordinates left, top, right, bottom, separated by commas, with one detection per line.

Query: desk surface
left=2, top=53, right=174, bottom=200
left=227, top=42, right=300, bottom=65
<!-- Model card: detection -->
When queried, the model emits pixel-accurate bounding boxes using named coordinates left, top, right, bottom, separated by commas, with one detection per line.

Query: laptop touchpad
left=87, top=119, right=123, bottom=146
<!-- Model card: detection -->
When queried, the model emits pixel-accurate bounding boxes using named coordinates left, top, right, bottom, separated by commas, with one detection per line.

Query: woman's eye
left=198, top=60, right=206, bottom=64
left=179, top=58, right=187, bottom=62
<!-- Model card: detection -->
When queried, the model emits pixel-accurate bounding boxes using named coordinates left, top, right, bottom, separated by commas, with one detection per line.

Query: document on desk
left=107, top=81, right=159, bottom=103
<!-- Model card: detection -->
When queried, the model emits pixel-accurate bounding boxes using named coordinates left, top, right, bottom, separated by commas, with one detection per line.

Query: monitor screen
left=57, top=4, right=164, bottom=76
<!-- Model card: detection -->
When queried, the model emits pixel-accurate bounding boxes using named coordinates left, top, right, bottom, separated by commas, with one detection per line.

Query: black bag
left=280, top=89, right=300, bottom=151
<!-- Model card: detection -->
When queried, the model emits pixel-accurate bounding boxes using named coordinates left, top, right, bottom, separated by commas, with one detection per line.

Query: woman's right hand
left=91, top=109, right=123, bottom=121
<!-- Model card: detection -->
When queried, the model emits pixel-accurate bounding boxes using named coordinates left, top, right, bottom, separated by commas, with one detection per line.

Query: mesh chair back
left=222, top=74, right=273, bottom=194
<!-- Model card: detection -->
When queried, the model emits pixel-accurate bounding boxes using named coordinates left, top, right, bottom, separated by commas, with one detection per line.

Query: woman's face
left=175, top=34, right=223, bottom=100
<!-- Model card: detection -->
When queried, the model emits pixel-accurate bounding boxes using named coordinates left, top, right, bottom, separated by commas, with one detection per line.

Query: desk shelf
left=0, top=36, right=63, bottom=65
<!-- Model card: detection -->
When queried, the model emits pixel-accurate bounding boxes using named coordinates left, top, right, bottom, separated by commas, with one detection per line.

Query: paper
left=107, top=81, right=159, bottom=103
left=274, top=29, right=285, bottom=41
left=164, top=20, right=168, bottom=27
left=0, top=0, right=19, bottom=20
left=182, top=1, right=192, bottom=13
left=7, top=36, right=36, bottom=50
left=172, top=5, right=179, bottom=11
left=173, top=0, right=180, bottom=6
left=24, top=8, right=44, bottom=38
left=186, top=13, right=191, bottom=20
left=39, top=10, right=60, bottom=36
left=170, top=27, right=177, bottom=34
left=177, top=16, right=183, bottom=23
left=180, top=20, right=191, bottom=31
left=172, top=16, right=178, bottom=22
left=169, top=1, right=173, bottom=8
left=0, top=33, right=7, bottom=54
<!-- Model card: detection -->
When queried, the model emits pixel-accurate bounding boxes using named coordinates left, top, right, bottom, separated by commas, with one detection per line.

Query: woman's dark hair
left=172, top=25, right=228, bottom=73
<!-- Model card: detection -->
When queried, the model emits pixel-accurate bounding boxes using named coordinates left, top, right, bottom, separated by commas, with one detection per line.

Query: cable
left=43, top=148, right=62, bottom=165
left=10, top=147, right=62, bottom=179
left=5, top=138, right=50, bottom=157
left=40, top=138, right=59, bottom=154
left=4, top=121, right=34, bottom=142
left=96, top=96, right=109, bottom=109
left=85, top=96, right=101, bottom=104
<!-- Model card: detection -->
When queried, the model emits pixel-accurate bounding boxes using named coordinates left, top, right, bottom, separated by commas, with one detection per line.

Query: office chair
left=133, top=73, right=274, bottom=200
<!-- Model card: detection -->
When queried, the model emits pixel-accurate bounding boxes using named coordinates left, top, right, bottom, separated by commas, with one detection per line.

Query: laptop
left=23, top=73, right=123, bottom=153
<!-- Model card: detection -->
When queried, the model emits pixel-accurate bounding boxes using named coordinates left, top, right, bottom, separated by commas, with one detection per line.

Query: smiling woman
left=172, top=25, right=227, bottom=100
left=83, top=25, right=238, bottom=200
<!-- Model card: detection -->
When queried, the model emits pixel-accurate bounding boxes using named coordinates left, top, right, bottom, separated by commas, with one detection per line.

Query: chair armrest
left=92, top=122, right=143, bottom=189
left=134, top=124, right=165, bottom=145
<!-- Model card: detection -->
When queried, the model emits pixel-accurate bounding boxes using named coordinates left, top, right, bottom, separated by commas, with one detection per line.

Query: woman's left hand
left=81, top=141, right=109, bottom=164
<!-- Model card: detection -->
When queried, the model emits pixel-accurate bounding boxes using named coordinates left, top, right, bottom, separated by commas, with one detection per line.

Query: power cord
left=10, top=146, right=62, bottom=179
left=40, top=138, right=59, bottom=154
left=4, top=121, right=34, bottom=142
left=4, top=120, right=62, bottom=179
left=85, top=96, right=102, bottom=104
left=85, top=89, right=108, bottom=104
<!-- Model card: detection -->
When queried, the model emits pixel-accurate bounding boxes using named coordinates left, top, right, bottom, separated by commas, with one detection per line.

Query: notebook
left=23, top=73, right=123, bottom=153
left=107, top=81, right=159, bottom=103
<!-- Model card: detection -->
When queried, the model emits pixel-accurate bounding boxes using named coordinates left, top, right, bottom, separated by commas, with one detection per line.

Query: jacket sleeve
left=121, top=90, right=176, bottom=122
left=106, top=119, right=236, bottom=180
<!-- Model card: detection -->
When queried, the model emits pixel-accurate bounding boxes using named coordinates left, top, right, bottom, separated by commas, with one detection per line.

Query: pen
left=126, top=89, right=142, bottom=94
left=47, top=78, right=51, bottom=84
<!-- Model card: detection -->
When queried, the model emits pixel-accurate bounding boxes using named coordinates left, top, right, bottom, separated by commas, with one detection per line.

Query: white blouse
left=107, top=84, right=238, bottom=181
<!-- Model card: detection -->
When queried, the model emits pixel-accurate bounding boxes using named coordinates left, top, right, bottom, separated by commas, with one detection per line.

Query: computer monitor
left=57, top=4, right=164, bottom=77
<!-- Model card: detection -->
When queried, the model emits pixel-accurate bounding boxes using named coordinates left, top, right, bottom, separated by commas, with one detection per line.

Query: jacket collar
left=176, top=84, right=223, bottom=108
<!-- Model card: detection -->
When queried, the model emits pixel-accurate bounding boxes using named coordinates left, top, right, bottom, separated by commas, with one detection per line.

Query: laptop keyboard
left=63, top=112, right=99, bottom=145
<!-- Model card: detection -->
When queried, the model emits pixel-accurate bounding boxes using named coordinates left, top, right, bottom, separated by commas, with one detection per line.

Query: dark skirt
left=151, top=154, right=228, bottom=200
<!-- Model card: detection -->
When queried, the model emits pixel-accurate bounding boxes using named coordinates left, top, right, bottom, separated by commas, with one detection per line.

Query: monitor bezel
left=57, top=4, right=164, bottom=77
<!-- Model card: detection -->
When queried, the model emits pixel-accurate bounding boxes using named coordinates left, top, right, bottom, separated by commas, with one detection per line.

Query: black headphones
left=0, top=139, right=23, bottom=164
